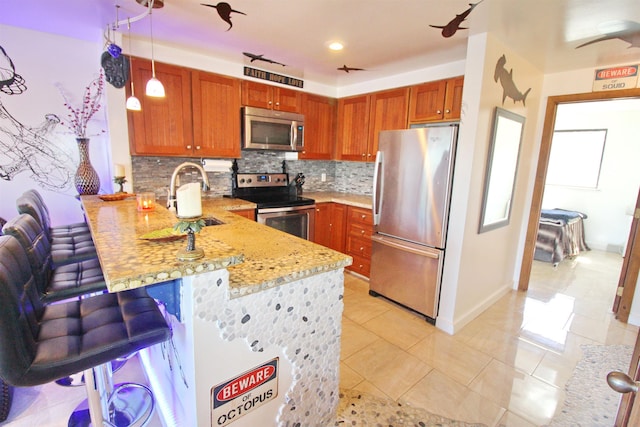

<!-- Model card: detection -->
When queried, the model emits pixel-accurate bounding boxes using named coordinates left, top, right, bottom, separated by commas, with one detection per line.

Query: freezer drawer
left=369, top=234, right=443, bottom=319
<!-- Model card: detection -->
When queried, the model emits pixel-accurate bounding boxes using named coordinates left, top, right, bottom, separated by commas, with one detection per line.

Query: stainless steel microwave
left=241, top=106, right=304, bottom=152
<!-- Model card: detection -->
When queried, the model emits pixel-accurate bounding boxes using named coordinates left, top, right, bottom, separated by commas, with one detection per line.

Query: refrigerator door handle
left=373, top=150, right=384, bottom=225
left=371, top=235, right=440, bottom=259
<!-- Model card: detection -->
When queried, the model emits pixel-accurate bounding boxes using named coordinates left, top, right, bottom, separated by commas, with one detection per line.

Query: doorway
left=519, top=88, right=640, bottom=316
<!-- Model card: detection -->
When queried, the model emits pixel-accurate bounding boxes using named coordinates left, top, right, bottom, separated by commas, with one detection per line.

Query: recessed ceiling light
left=327, top=41, right=344, bottom=51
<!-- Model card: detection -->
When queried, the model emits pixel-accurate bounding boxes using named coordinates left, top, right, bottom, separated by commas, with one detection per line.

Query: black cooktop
left=237, top=194, right=315, bottom=209
left=229, top=172, right=314, bottom=209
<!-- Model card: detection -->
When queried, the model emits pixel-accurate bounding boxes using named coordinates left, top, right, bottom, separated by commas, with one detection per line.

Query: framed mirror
left=478, top=107, right=525, bottom=233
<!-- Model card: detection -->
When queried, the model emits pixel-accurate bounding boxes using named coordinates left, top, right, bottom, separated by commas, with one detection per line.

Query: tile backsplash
left=132, top=151, right=374, bottom=197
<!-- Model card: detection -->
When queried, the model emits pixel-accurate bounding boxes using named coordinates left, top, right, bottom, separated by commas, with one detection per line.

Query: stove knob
left=247, top=178, right=252, bottom=183
left=275, top=178, right=280, bottom=182
left=239, top=178, right=245, bottom=184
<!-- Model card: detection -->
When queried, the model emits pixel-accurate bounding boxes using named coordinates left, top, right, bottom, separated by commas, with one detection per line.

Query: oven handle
left=258, top=205, right=316, bottom=214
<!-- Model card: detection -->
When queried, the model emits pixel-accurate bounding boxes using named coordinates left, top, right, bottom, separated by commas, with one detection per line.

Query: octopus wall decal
left=0, top=44, right=74, bottom=190
left=201, top=2, right=246, bottom=31
left=429, top=0, right=484, bottom=38
left=494, top=55, right=531, bottom=106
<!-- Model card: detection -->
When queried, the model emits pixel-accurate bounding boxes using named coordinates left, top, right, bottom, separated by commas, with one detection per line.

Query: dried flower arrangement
left=57, top=69, right=105, bottom=138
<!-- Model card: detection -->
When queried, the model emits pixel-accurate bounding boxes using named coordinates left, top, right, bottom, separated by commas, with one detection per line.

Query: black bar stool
left=0, top=235, right=170, bottom=426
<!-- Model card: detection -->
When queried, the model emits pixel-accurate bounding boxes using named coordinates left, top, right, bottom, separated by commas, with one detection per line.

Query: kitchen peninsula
left=80, top=195, right=352, bottom=427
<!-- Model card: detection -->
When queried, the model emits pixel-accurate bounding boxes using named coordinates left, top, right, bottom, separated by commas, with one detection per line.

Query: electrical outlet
left=321, top=173, right=326, bottom=182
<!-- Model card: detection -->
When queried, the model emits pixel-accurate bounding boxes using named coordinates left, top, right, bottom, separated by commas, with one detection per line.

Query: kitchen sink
left=203, top=216, right=224, bottom=226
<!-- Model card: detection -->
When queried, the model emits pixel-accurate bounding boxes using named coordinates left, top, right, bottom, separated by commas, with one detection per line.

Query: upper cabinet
left=127, top=58, right=241, bottom=158
left=241, top=80, right=301, bottom=113
left=299, top=93, right=336, bottom=160
left=408, top=76, right=464, bottom=123
left=336, top=87, right=409, bottom=162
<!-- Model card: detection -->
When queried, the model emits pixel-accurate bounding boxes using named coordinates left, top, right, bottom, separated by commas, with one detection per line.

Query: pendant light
left=126, top=20, right=142, bottom=111
left=145, top=8, right=165, bottom=97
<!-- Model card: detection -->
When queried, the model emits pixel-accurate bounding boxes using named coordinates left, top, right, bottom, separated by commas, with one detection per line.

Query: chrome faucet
left=167, top=162, right=211, bottom=211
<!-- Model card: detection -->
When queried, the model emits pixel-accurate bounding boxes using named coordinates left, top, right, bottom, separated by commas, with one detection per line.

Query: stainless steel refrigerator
left=370, top=124, right=457, bottom=322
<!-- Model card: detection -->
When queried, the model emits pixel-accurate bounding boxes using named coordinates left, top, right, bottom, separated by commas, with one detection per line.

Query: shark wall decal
left=201, top=2, right=246, bottom=31
left=575, top=22, right=640, bottom=49
left=429, top=0, right=484, bottom=38
left=494, top=54, right=531, bottom=106
left=337, top=65, right=365, bottom=73
left=242, top=52, right=286, bottom=67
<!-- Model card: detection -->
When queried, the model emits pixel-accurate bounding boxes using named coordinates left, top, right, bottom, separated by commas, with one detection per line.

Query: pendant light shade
left=126, top=20, right=142, bottom=111
left=145, top=9, right=165, bottom=97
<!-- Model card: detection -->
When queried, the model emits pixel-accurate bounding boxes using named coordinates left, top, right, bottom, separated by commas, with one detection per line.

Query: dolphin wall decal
left=494, top=55, right=531, bottom=106
left=429, top=0, right=484, bottom=38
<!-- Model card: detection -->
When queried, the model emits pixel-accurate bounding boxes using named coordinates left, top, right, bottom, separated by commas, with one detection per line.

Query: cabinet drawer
left=348, top=222, right=373, bottom=240
left=347, top=254, right=371, bottom=277
left=346, top=235, right=372, bottom=258
left=348, top=207, right=373, bottom=225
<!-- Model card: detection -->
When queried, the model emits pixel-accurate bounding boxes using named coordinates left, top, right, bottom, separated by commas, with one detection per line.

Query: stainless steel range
left=231, top=172, right=315, bottom=240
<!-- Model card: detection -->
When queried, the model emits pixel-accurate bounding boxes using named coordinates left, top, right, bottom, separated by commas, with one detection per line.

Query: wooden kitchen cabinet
left=241, top=80, right=301, bottom=113
left=408, top=76, right=464, bottom=123
left=299, top=93, right=336, bottom=160
left=336, top=87, right=409, bottom=162
left=313, top=202, right=346, bottom=253
left=231, top=208, right=256, bottom=220
left=345, top=206, right=374, bottom=277
left=127, top=58, right=241, bottom=158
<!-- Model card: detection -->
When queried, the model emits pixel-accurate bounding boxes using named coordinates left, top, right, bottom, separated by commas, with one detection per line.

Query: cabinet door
left=408, top=80, right=447, bottom=122
left=192, top=71, right=241, bottom=158
left=368, top=87, right=409, bottom=160
left=443, top=76, right=464, bottom=120
left=299, top=93, right=336, bottom=160
left=330, top=203, right=347, bottom=253
left=241, top=81, right=300, bottom=112
left=313, top=203, right=332, bottom=247
left=231, top=208, right=255, bottom=220
left=336, top=95, right=370, bottom=162
left=128, top=58, right=193, bottom=156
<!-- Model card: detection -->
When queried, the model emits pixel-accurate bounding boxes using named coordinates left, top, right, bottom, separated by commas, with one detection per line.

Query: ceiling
left=3, top=0, right=640, bottom=87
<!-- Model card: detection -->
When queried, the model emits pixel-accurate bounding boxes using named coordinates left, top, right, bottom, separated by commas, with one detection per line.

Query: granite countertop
left=81, top=195, right=352, bottom=297
left=304, top=192, right=372, bottom=209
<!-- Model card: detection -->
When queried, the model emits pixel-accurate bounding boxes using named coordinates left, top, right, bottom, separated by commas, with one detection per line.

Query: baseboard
left=436, top=283, right=512, bottom=335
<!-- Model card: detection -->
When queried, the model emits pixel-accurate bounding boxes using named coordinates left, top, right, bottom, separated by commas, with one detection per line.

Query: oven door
left=257, top=205, right=315, bottom=240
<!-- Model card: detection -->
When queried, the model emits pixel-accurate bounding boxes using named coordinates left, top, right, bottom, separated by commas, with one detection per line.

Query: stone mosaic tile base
left=336, top=389, right=488, bottom=426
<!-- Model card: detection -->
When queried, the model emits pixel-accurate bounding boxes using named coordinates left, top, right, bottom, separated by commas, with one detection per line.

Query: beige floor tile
left=342, top=289, right=393, bottom=324
left=464, top=328, right=547, bottom=375
left=497, top=410, right=538, bottom=427
left=339, top=362, right=364, bottom=389
left=531, top=350, right=577, bottom=388
left=361, top=307, right=435, bottom=350
left=407, top=331, right=492, bottom=386
left=400, top=369, right=506, bottom=426
left=469, top=359, right=564, bottom=426
left=344, top=339, right=433, bottom=400
left=340, top=317, right=380, bottom=360
left=350, top=380, right=390, bottom=400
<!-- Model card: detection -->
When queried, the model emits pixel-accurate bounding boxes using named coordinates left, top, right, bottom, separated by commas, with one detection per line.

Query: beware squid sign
left=211, top=358, right=279, bottom=426
left=593, top=64, right=638, bottom=92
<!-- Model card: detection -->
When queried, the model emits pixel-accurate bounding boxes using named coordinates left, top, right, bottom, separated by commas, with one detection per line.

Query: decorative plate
left=99, top=193, right=131, bottom=201
left=139, top=228, right=186, bottom=242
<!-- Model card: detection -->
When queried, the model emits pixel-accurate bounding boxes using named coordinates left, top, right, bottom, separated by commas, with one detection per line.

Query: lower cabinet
left=231, top=208, right=256, bottom=220
left=313, top=203, right=346, bottom=253
left=314, top=203, right=373, bottom=278
left=345, top=206, right=373, bottom=277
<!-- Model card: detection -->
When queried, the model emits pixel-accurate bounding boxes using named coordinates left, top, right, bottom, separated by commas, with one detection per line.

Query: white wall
left=542, top=100, right=640, bottom=253
left=437, top=32, right=545, bottom=334
left=0, top=25, right=113, bottom=226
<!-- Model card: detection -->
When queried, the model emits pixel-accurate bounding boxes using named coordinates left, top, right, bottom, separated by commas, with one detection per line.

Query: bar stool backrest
left=16, top=191, right=52, bottom=239
left=0, top=235, right=45, bottom=385
left=1, top=214, right=53, bottom=295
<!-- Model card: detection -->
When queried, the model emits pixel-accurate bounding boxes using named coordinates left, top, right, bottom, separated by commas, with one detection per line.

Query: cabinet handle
left=361, top=153, right=366, bottom=157
left=316, top=208, right=320, bottom=212
left=359, top=247, right=364, bottom=252
left=195, top=146, right=201, bottom=150
left=275, top=102, right=280, bottom=107
left=186, top=145, right=192, bottom=149
left=437, top=110, right=442, bottom=114
left=360, top=230, right=365, bottom=235
left=445, top=109, right=451, bottom=113
left=361, top=214, right=366, bottom=219
left=268, top=101, right=273, bottom=106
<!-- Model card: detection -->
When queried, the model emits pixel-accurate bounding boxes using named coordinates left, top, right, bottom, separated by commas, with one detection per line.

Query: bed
left=534, top=209, right=590, bottom=265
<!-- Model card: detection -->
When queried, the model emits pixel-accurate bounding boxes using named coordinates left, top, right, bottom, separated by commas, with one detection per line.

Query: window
left=546, top=129, right=607, bottom=188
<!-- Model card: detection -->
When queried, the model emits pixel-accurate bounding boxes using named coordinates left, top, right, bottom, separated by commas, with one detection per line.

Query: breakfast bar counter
left=80, top=195, right=352, bottom=427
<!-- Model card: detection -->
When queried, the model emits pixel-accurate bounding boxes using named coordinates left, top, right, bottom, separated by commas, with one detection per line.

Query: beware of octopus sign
left=211, top=358, right=279, bottom=426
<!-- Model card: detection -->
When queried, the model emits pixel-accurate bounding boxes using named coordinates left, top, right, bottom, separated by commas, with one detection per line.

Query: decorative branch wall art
left=337, top=65, right=365, bottom=73
left=575, top=22, right=640, bottom=49
left=243, top=52, right=286, bottom=67
left=0, top=44, right=74, bottom=190
left=429, top=0, right=484, bottom=38
left=494, top=54, right=531, bottom=106
left=201, top=2, right=246, bottom=31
